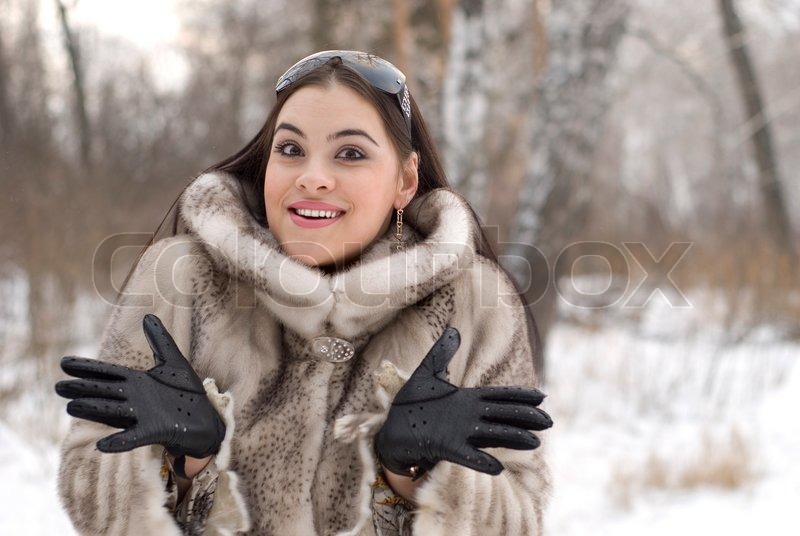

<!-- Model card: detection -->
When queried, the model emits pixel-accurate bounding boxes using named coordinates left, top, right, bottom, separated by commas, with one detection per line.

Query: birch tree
left=506, top=0, right=630, bottom=377
left=441, top=0, right=489, bottom=210
left=442, top=0, right=534, bottom=217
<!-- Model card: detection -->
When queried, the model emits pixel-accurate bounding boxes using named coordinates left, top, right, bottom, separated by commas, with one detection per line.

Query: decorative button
left=311, top=336, right=355, bottom=363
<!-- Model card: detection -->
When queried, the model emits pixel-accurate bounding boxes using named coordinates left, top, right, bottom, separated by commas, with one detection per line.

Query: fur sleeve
left=411, top=257, right=551, bottom=535
left=57, top=236, right=229, bottom=535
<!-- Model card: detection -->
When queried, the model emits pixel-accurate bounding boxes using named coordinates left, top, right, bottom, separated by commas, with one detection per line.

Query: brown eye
left=274, top=142, right=302, bottom=157
left=336, top=147, right=365, bottom=161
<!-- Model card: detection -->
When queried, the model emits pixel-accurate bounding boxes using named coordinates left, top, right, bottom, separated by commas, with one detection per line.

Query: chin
left=280, top=241, right=330, bottom=265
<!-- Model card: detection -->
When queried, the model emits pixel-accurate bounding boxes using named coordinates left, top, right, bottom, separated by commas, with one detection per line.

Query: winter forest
left=1, top=0, right=799, bottom=533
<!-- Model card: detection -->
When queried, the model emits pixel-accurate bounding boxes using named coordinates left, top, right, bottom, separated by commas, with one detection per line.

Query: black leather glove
left=55, top=314, right=226, bottom=459
left=375, top=326, right=552, bottom=479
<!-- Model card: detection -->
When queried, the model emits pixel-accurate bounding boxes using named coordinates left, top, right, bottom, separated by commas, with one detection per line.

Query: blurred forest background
left=1, top=0, right=799, bottom=532
left=2, top=0, right=799, bottom=369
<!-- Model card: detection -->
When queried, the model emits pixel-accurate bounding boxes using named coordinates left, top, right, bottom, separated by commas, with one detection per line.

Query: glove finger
left=55, top=379, right=126, bottom=401
left=469, top=424, right=541, bottom=450
left=441, top=443, right=504, bottom=475
left=60, top=356, right=128, bottom=381
left=96, top=427, right=154, bottom=453
left=413, top=326, right=460, bottom=379
left=482, top=403, right=553, bottom=431
left=142, top=315, right=205, bottom=393
left=66, top=399, right=137, bottom=430
left=393, top=327, right=461, bottom=404
left=142, top=314, right=183, bottom=368
left=479, top=386, right=546, bottom=406
left=429, top=326, right=461, bottom=378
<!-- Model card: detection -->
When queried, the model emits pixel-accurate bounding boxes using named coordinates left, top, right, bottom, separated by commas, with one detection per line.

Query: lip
left=287, top=200, right=347, bottom=229
left=288, top=200, right=347, bottom=212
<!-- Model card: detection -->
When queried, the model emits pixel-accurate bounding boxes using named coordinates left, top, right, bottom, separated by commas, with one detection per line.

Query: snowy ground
left=0, top=287, right=798, bottom=534
left=545, top=294, right=800, bottom=535
left=545, top=329, right=799, bottom=534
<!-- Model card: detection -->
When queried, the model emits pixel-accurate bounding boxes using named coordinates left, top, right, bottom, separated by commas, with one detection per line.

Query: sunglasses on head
left=275, top=50, right=412, bottom=138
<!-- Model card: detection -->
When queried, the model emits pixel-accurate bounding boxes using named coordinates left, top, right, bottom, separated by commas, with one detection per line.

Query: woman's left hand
left=374, top=326, right=552, bottom=479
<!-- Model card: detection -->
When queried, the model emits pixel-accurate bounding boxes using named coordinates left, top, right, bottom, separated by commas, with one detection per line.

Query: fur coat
left=57, top=171, right=550, bottom=535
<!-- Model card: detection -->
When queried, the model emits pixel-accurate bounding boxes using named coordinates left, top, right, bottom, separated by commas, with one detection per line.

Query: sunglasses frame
left=275, top=50, right=412, bottom=138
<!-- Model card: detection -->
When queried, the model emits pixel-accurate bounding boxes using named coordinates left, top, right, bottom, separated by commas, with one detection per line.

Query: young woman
left=55, top=51, right=552, bottom=536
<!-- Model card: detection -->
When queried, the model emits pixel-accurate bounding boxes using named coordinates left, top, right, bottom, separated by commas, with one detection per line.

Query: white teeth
left=294, top=208, right=343, bottom=219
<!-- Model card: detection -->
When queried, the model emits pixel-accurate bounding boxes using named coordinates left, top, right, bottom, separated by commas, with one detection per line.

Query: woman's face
left=264, top=83, right=418, bottom=269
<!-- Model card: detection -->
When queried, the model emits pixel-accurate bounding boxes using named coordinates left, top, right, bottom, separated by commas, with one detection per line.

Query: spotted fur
left=58, top=172, right=550, bottom=535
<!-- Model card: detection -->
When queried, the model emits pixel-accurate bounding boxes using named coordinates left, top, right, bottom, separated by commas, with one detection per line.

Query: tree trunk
left=506, top=0, right=630, bottom=381
left=0, top=21, right=15, bottom=145
left=312, top=0, right=335, bottom=50
left=442, top=0, right=533, bottom=219
left=482, top=0, right=552, bottom=248
left=717, top=0, right=795, bottom=257
left=55, top=0, right=92, bottom=172
left=531, top=0, right=548, bottom=82
left=392, top=0, right=413, bottom=89
left=441, top=0, right=489, bottom=211
left=436, top=0, right=455, bottom=48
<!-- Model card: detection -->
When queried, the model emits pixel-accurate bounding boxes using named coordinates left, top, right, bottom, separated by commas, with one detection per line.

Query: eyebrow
left=275, top=123, right=380, bottom=147
left=327, top=129, right=380, bottom=147
left=275, top=122, right=305, bottom=138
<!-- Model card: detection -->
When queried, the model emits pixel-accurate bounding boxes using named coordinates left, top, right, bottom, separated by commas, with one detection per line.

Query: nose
left=295, top=159, right=336, bottom=192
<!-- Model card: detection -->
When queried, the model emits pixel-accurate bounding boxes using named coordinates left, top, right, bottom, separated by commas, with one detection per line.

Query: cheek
left=355, top=181, right=398, bottom=230
left=263, top=167, right=284, bottom=224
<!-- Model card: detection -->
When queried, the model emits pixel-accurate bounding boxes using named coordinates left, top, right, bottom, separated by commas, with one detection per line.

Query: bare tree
left=441, top=0, right=489, bottom=211
left=482, top=1, right=543, bottom=247
left=0, top=18, right=15, bottom=146
left=530, top=0, right=548, bottom=81
left=506, top=0, right=630, bottom=379
left=441, top=0, right=534, bottom=219
left=312, top=0, right=336, bottom=50
left=1, top=0, right=79, bottom=357
left=435, top=0, right=455, bottom=49
left=55, top=0, right=92, bottom=171
left=392, top=0, right=413, bottom=86
left=717, top=0, right=795, bottom=257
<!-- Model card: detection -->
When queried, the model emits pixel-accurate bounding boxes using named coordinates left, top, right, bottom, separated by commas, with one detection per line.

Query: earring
left=394, top=208, right=404, bottom=251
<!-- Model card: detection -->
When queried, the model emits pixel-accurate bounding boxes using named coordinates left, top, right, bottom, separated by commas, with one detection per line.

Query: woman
left=55, top=51, right=552, bottom=535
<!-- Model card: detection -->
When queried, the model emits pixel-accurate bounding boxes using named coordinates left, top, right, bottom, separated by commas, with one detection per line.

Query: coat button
left=311, top=336, right=355, bottom=363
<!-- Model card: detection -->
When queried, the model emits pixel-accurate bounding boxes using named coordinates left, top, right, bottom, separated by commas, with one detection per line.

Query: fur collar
left=178, top=171, right=477, bottom=342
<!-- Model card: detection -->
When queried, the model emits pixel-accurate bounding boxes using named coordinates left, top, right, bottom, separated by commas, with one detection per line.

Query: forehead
left=276, top=84, right=385, bottom=132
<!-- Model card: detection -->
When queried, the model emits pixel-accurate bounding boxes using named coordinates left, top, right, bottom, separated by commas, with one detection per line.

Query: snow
left=545, top=287, right=800, bottom=535
left=0, top=285, right=798, bottom=534
left=0, top=423, right=76, bottom=535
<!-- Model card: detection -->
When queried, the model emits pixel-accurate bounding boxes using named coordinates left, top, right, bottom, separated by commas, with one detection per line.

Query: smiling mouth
left=291, top=208, right=345, bottom=219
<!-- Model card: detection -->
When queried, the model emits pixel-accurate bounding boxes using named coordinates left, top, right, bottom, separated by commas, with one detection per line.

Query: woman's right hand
left=55, top=314, right=226, bottom=461
left=375, top=327, right=552, bottom=479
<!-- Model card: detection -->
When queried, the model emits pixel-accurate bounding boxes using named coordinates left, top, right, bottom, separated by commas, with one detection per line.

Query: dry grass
left=698, top=242, right=799, bottom=340
left=551, top=213, right=800, bottom=341
left=611, top=428, right=756, bottom=510
left=634, top=227, right=800, bottom=341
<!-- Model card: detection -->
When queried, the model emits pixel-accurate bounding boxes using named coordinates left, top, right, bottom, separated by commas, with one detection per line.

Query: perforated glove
left=55, top=314, right=225, bottom=458
left=375, top=326, right=552, bottom=479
